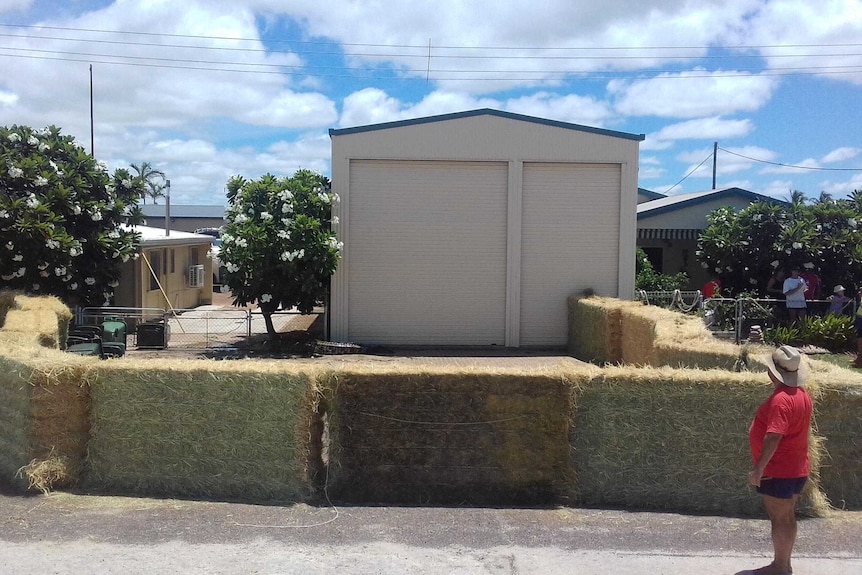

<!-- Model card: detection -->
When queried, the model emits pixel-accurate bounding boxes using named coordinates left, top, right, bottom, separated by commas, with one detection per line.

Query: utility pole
left=89, top=64, right=94, bottom=156
left=165, top=179, right=171, bottom=237
left=712, top=141, right=717, bottom=190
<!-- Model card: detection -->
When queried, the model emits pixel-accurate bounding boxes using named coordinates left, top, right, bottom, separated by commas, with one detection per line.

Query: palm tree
left=130, top=162, right=166, bottom=205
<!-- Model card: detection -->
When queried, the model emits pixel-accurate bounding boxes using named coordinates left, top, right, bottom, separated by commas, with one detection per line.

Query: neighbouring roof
left=125, top=225, right=216, bottom=248
left=637, top=187, right=666, bottom=201
left=329, top=108, right=646, bottom=141
left=140, top=204, right=227, bottom=219
left=636, top=186, right=787, bottom=219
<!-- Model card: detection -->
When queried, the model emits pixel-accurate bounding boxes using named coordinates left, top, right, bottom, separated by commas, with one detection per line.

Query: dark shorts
left=757, top=476, right=807, bottom=499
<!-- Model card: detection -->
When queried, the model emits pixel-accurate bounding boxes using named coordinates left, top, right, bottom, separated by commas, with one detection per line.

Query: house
left=638, top=187, right=666, bottom=204
left=113, top=225, right=215, bottom=311
left=140, top=204, right=226, bottom=233
left=328, top=108, right=644, bottom=347
left=636, top=186, right=787, bottom=289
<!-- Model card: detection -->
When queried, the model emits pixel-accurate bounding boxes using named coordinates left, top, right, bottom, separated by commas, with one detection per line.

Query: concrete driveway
left=1, top=488, right=860, bottom=574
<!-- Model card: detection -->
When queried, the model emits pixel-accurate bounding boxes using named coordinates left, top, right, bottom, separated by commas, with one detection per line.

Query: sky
left=0, top=0, right=860, bottom=206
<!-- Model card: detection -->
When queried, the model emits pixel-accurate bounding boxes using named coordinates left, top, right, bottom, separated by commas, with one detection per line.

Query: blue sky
left=0, top=0, right=860, bottom=205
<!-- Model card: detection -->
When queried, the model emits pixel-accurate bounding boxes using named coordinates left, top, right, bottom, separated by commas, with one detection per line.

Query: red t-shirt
left=749, top=385, right=812, bottom=478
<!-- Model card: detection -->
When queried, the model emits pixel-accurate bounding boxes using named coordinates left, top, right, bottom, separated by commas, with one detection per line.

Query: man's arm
left=749, top=432, right=782, bottom=486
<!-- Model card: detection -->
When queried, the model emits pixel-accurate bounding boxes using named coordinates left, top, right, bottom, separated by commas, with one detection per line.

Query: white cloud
left=609, top=71, right=779, bottom=118
left=821, top=147, right=861, bottom=164
left=650, top=117, right=753, bottom=141
left=761, top=157, right=820, bottom=175
left=0, top=90, right=18, bottom=106
left=0, top=0, right=32, bottom=13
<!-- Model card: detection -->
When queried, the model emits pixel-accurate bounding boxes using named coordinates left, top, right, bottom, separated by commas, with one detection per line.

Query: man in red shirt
left=747, top=345, right=813, bottom=575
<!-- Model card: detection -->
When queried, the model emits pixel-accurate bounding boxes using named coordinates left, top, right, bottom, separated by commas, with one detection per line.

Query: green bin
left=101, top=319, right=127, bottom=346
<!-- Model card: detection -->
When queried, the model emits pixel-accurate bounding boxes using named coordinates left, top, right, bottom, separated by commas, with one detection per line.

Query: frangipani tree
left=697, top=192, right=862, bottom=296
left=0, top=125, right=145, bottom=307
left=220, top=169, right=342, bottom=341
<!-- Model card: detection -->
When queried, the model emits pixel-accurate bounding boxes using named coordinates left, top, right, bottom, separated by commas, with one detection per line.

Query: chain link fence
left=635, top=290, right=857, bottom=344
left=75, top=306, right=324, bottom=353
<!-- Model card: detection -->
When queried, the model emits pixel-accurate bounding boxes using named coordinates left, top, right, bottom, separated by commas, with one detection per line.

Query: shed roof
left=125, top=225, right=215, bottom=248
left=329, top=108, right=646, bottom=141
left=140, top=204, right=226, bottom=219
left=636, top=187, right=787, bottom=219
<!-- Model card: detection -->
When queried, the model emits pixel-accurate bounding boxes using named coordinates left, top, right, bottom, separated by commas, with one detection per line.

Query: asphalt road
left=1, top=489, right=860, bottom=574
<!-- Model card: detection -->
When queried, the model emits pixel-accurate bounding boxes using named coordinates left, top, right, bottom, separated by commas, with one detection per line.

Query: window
left=642, top=247, right=664, bottom=273
left=170, top=249, right=175, bottom=274
left=190, top=246, right=200, bottom=266
left=149, top=250, right=162, bottom=291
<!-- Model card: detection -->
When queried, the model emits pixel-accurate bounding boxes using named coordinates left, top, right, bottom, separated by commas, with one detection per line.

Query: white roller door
left=520, top=163, right=621, bottom=346
left=347, top=160, right=509, bottom=345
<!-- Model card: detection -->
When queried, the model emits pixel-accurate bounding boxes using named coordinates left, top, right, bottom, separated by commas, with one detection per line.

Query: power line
left=665, top=151, right=716, bottom=194
left=719, top=147, right=862, bottom=171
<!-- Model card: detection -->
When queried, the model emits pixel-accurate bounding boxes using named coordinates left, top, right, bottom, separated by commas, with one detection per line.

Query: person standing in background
left=782, top=268, right=807, bottom=322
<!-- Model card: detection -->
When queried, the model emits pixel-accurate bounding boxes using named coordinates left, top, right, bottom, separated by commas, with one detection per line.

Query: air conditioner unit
left=188, top=264, right=205, bottom=288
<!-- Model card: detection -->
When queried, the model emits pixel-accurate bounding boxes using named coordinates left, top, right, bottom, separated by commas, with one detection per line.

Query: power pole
left=89, top=64, right=94, bottom=156
left=712, top=141, right=717, bottom=190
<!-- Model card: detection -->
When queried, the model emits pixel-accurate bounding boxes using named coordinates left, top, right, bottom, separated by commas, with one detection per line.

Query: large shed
left=329, top=109, right=644, bottom=347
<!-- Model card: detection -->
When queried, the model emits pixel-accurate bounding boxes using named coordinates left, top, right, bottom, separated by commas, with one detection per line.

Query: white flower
left=226, top=262, right=240, bottom=273
left=8, top=166, right=23, bottom=178
left=121, top=253, right=129, bottom=262
left=34, top=176, right=48, bottom=187
left=7, top=133, right=20, bottom=143
left=234, top=214, right=249, bottom=224
left=725, top=266, right=732, bottom=272
left=277, top=230, right=291, bottom=240
left=235, top=237, right=248, bottom=248
left=121, top=179, right=132, bottom=189
left=5, top=241, right=14, bottom=250
left=285, top=251, right=296, bottom=262
left=16, top=267, right=25, bottom=277
left=91, top=210, right=103, bottom=221
left=749, top=278, right=758, bottom=284
left=85, top=277, right=96, bottom=285
left=54, top=266, right=66, bottom=276
left=26, top=194, right=39, bottom=208
left=96, top=161, right=108, bottom=172
left=38, top=143, right=50, bottom=152
left=0, top=274, right=13, bottom=281
left=848, top=218, right=857, bottom=227
left=331, top=192, right=340, bottom=203
left=803, top=262, right=815, bottom=269
left=12, top=254, right=22, bottom=261
left=279, top=190, right=294, bottom=202
left=792, top=242, right=802, bottom=250
left=0, top=209, right=8, bottom=219
left=32, top=284, right=39, bottom=291
left=109, top=280, right=119, bottom=287
left=260, top=293, right=272, bottom=303
left=701, top=262, right=709, bottom=268
left=332, top=216, right=339, bottom=225
left=318, top=192, right=331, bottom=203
left=260, top=211, right=273, bottom=221
left=785, top=249, right=792, bottom=255
left=37, top=262, right=48, bottom=270
left=281, top=218, right=292, bottom=227
left=752, top=214, right=762, bottom=221
left=39, top=271, right=49, bottom=277
left=72, top=205, right=82, bottom=215
left=46, top=239, right=60, bottom=250
left=70, top=282, right=78, bottom=290
left=280, top=251, right=290, bottom=261
left=282, top=203, right=293, bottom=214
left=715, top=267, right=722, bottom=274
left=770, top=260, right=780, bottom=268
left=27, top=135, right=38, bottom=146
left=296, top=249, right=304, bottom=259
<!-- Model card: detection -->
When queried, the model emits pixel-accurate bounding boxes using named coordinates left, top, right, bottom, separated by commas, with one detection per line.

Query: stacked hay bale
left=85, top=360, right=322, bottom=502
left=808, top=359, right=862, bottom=509
left=567, top=295, right=642, bottom=364
left=0, top=290, right=91, bottom=492
left=321, top=365, right=575, bottom=505
left=571, top=364, right=830, bottom=516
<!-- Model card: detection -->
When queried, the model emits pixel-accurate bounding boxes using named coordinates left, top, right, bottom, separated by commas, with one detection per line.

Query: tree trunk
left=263, top=311, right=277, bottom=346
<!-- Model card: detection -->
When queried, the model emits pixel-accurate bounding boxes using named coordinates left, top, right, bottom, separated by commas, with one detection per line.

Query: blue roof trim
left=141, top=204, right=227, bottom=218
left=638, top=187, right=666, bottom=200
left=329, top=108, right=645, bottom=141
left=637, top=187, right=789, bottom=220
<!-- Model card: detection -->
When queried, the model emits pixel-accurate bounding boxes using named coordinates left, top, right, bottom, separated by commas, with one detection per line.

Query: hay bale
left=320, top=364, right=576, bottom=505
left=86, top=359, right=321, bottom=503
left=620, top=304, right=742, bottom=370
left=2, top=308, right=63, bottom=349
left=808, top=359, right=862, bottom=509
left=0, top=349, right=91, bottom=492
left=568, top=296, right=642, bottom=364
left=571, top=365, right=829, bottom=517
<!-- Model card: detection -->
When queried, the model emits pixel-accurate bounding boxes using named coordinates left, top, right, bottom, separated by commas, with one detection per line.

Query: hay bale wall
left=86, top=361, right=321, bottom=502
left=322, top=368, right=574, bottom=505
left=571, top=366, right=829, bottom=516
left=811, top=365, right=862, bottom=509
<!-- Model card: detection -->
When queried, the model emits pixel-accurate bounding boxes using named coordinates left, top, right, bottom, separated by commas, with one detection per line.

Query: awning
left=637, top=228, right=701, bottom=240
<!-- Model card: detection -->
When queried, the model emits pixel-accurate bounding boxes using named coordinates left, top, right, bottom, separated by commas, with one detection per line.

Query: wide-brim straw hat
left=764, top=345, right=809, bottom=387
